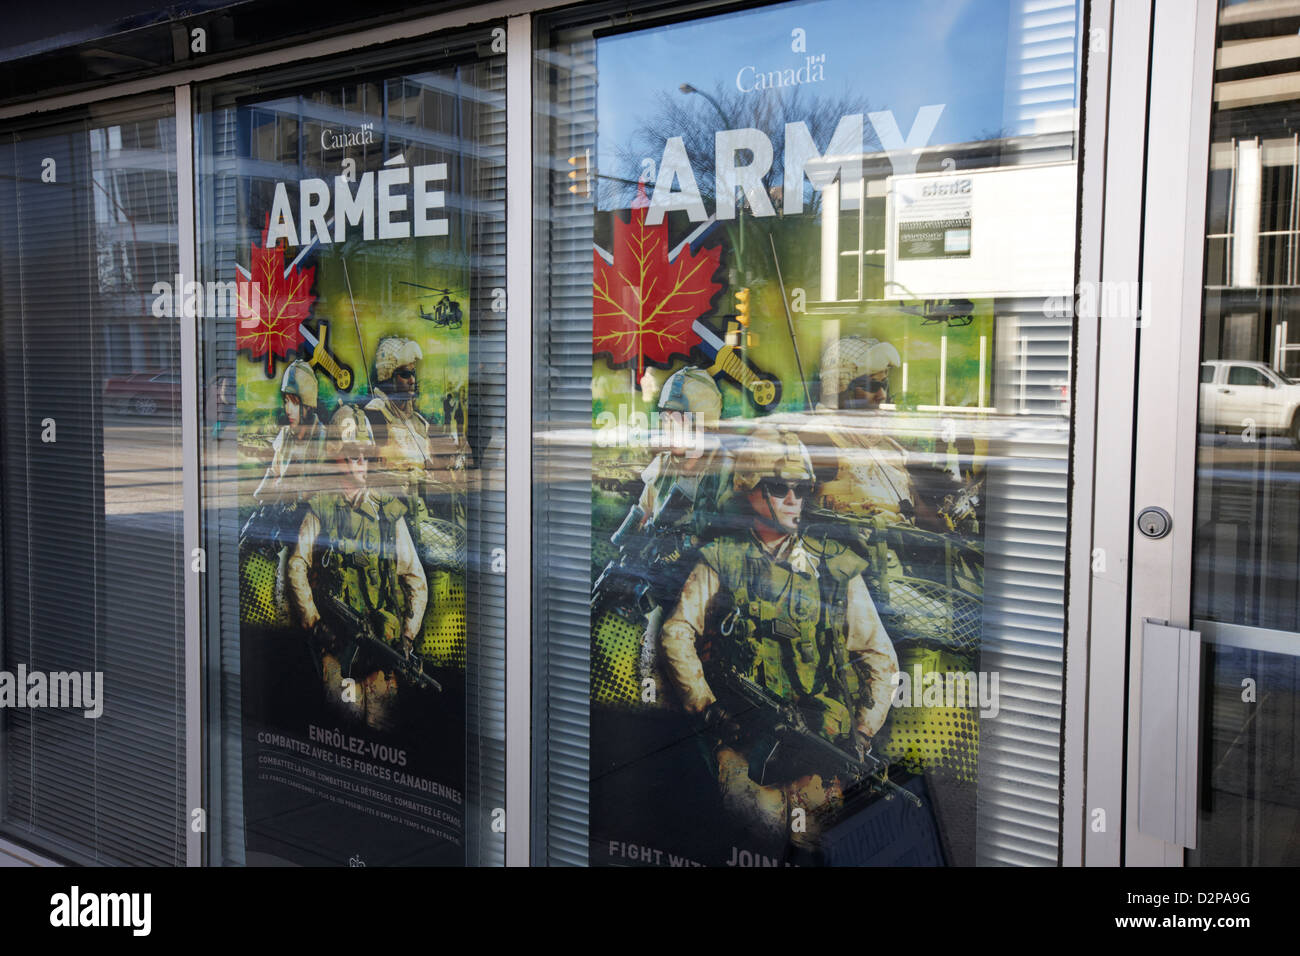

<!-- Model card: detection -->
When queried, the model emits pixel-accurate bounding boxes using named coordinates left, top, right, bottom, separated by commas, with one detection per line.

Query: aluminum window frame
left=0, top=0, right=1128, bottom=868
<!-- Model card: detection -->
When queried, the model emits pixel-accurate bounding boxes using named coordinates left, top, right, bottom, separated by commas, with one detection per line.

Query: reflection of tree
left=606, top=83, right=880, bottom=286
left=606, top=83, right=880, bottom=217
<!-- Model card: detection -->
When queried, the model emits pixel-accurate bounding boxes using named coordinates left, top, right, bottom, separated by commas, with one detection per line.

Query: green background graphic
left=237, top=235, right=471, bottom=668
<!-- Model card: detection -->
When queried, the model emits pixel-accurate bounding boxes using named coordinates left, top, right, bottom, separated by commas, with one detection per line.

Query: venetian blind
left=0, top=100, right=186, bottom=866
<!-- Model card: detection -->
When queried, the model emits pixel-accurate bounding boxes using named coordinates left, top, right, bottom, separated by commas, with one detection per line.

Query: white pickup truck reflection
left=1200, top=360, right=1300, bottom=446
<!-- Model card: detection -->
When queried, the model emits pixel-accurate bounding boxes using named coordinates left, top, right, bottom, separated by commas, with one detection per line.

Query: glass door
left=1126, top=0, right=1300, bottom=867
left=1189, top=0, right=1300, bottom=867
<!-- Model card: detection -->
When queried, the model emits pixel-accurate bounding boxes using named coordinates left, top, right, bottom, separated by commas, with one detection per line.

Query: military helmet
left=281, top=359, right=318, bottom=410
left=733, top=425, right=814, bottom=493
left=326, top=405, right=376, bottom=459
left=657, top=366, right=723, bottom=425
left=374, top=336, right=423, bottom=384
left=819, top=336, right=901, bottom=398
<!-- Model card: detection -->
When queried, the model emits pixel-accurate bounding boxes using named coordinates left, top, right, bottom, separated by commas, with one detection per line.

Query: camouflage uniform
left=628, top=367, right=732, bottom=689
left=287, top=407, right=428, bottom=730
left=250, top=360, right=327, bottom=614
left=363, top=336, right=463, bottom=569
left=658, top=426, right=897, bottom=847
left=806, top=336, right=918, bottom=524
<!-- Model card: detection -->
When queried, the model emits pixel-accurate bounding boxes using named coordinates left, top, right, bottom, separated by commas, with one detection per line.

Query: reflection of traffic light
left=567, top=149, right=590, bottom=197
left=734, top=287, right=751, bottom=326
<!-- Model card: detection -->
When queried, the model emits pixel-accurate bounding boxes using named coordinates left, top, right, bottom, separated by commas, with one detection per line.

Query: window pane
left=535, top=0, right=1081, bottom=866
left=1191, top=1, right=1300, bottom=869
left=1227, top=365, right=1269, bottom=386
left=0, top=99, right=184, bottom=865
left=196, top=33, right=506, bottom=866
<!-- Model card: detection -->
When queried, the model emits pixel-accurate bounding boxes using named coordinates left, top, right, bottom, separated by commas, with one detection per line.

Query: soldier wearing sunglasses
left=807, top=335, right=945, bottom=531
left=363, top=335, right=465, bottom=576
left=657, top=425, right=897, bottom=856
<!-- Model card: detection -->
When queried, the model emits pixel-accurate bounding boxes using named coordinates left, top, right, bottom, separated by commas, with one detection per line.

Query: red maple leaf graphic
left=237, top=222, right=315, bottom=376
left=593, top=205, right=722, bottom=375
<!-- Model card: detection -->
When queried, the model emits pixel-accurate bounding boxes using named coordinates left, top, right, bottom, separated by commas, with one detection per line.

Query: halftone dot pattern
left=591, top=606, right=644, bottom=706
left=878, top=644, right=979, bottom=783
left=419, top=570, right=466, bottom=669
left=241, top=546, right=467, bottom=668
left=240, top=550, right=289, bottom=627
left=591, top=535, right=618, bottom=574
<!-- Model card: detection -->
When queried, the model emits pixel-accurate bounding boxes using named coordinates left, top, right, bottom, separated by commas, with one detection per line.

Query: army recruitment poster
left=589, top=0, right=1010, bottom=866
left=233, top=70, right=472, bottom=866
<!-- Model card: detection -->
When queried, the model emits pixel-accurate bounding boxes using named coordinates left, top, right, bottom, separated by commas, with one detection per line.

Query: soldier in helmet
left=635, top=365, right=732, bottom=528
left=365, top=335, right=464, bottom=553
left=657, top=425, right=898, bottom=853
left=808, top=335, right=946, bottom=531
left=287, top=406, right=428, bottom=731
left=595, top=367, right=735, bottom=691
left=441, top=383, right=469, bottom=464
left=247, top=359, right=328, bottom=608
left=366, top=336, right=434, bottom=490
left=255, top=359, right=327, bottom=507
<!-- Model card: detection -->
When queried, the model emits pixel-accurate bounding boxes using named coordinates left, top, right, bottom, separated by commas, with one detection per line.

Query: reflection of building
left=1203, top=6, right=1300, bottom=375
left=1195, top=7, right=1300, bottom=629
left=806, top=104, right=1078, bottom=867
left=813, top=138, right=1075, bottom=417
left=92, top=119, right=180, bottom=379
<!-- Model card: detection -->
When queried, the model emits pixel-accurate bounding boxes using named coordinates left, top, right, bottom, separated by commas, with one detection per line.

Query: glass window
left=1201, top=363, right=1218, bottom=383
left=1191, top=1, right=1300, bottom=867
left=1226, top=365, right=1271, bottom=387
left=0, top=97, right=185, bottom=864
left=195, top=31, right=506, bottom=866
left=534, top=0, right=1081, bottom=866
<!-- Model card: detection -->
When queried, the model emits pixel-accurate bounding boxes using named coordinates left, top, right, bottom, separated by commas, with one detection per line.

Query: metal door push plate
left=1137, top=506, right=1172, bottom=539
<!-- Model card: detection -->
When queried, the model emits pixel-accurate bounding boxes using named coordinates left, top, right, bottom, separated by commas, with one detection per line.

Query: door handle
left=1136, top=620, right=1201, bottom=849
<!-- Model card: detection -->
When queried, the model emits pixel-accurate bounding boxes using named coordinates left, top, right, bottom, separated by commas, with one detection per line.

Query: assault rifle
left=239, top=502, right=302, bottom=558
left=716, top=666, right=922, bottom=808
left=938, top=478, right=983, bottom=534
left=590, top=482, right=698, bottom=615
left=801, top=506, right=882, bottom=561
left=321, top=593, right=442, bottom=693
left=590, top=503, right=655, bottom=615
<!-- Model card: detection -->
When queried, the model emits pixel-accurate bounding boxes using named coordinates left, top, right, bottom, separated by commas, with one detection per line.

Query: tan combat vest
left=699, top=533, right=866, bottom=743
left=308, top=491, right=408, bottom=644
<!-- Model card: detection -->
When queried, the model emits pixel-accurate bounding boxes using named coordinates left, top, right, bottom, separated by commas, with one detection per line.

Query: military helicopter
left=883, top=281, right=976, bottom=328
left=898, top=297, right=975, bottom=327
left=400, top=280, right=464, bottom=329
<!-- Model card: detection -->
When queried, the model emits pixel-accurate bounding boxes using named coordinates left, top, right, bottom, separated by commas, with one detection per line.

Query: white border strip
left=1084, top=0, right=1154, bottom=867
left=1123, top=0, right=1217, bottom=867
left=1196, top=619, right=1300, bottom=656
left=504, top=12, right=532, bottom=868
left=175, top=84, right=203, bottom=868
left=0, top=834, right=61, bottom=867
left=1062, top=0, right=1113, bottom=869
